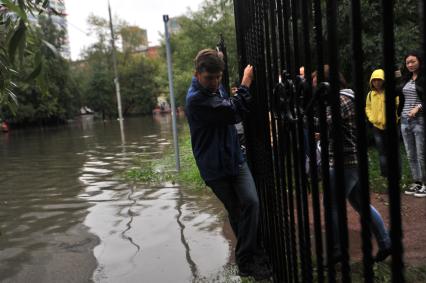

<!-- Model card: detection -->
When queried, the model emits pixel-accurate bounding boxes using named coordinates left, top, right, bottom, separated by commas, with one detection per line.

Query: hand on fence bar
left=241, top=64, right=254, bottom=88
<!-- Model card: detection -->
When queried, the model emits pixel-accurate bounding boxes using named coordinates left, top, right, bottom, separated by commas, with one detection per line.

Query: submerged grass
left=123, top=126, right=205, bottom=190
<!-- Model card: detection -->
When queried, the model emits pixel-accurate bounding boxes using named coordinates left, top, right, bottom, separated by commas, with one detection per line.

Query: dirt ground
left=345, top=193, right=426, bottom=266
left=305, top=193, right=426, bottom=266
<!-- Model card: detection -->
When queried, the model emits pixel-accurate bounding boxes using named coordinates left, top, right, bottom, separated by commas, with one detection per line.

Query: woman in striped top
left=399, top=51, right=426, bottom=197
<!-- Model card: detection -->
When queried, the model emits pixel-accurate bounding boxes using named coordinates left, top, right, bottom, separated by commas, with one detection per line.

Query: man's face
left=196, top=71, right=222, bottom=92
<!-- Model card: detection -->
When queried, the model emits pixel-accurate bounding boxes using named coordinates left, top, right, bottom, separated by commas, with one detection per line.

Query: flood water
left=0, top=115, right=238, bottom=283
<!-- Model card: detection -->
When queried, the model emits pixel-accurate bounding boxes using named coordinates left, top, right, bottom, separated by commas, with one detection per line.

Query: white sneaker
left=414, top=185, right=426, bottom=198
left=404, top=183, right=421, bottom=195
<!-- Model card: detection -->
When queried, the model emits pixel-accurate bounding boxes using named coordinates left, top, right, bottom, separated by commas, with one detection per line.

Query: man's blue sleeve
left=189, top=86, right=251, bottom=125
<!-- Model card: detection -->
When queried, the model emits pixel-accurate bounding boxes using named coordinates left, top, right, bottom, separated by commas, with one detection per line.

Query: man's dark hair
left=312, top=64, right=348, bottom=89
left=194, top=49, right=225, bottom=73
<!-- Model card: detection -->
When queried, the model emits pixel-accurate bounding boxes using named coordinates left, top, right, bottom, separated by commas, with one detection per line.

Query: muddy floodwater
left=0, top=115, right=238, bottom=283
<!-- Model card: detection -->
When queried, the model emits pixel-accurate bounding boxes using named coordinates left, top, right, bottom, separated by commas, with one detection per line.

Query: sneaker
left=404, top=183, right=421, bottom=195
left=414, top=185, right=426, bottom=198
left=238, top=260, right=272, bottom=281
left=375, top=247, right=391, bottom=262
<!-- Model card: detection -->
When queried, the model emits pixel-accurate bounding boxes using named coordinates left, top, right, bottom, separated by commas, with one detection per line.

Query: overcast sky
left=66, top=0, right=204, bottom=60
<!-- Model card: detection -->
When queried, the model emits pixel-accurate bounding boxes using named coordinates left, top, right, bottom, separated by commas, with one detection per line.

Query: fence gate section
left=232, top=0, right=423, bottom=282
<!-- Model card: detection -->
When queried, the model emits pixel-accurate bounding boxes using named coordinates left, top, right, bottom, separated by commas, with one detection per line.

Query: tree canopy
left=74, top=14, right=160, bottom=119
left=0, top=0, right=423, bottom=125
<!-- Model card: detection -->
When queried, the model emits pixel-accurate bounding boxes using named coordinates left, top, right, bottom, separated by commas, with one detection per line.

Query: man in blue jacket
left=186, top=49, right=270, bottom=280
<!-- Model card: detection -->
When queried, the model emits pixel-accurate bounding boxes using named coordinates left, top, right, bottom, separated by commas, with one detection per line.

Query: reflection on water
left=0, top=115, right=237, bottom=283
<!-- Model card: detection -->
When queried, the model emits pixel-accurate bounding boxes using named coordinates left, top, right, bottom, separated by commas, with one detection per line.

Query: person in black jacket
left=398, top=51, right=426, bottom=198
left=185, top=49, right=271, bottom=280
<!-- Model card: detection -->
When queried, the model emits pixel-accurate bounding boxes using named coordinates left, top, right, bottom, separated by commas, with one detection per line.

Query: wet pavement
left=0, top=115, right=239, bottom=282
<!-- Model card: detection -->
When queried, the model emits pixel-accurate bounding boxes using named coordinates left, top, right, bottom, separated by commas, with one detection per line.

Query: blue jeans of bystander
left=400, top=116, right=426, bottom=184
left=329, top=167, right=391, bottom=255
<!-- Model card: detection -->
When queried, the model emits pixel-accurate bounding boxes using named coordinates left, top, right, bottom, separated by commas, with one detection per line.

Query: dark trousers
left=205, top=162, right=260, bottom=265
left=372, top=127, right=388, bottom=177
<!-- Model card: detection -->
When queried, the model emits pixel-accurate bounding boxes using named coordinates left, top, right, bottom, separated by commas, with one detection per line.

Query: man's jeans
left=329, top=167, right=391, bottom=254
left=401, top=116, right=426, bottom=183
left=205, top=162, right=259, bottom=265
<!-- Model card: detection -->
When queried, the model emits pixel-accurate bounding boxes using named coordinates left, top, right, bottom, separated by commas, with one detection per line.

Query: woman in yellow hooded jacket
left=365, top=69, right=399, bottom=177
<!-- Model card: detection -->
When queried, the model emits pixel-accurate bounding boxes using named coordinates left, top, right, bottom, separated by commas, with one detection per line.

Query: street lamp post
left=108, top=1, right=123, bottom=121
left=163, top=15, right=180, bottom=172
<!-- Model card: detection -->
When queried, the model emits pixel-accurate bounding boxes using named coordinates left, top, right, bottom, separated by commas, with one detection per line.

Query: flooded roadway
left=0, top=115, right=238, bottom=283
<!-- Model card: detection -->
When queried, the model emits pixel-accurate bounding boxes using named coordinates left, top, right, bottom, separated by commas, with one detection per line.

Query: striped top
left=402, top=80, right=422, bottom=117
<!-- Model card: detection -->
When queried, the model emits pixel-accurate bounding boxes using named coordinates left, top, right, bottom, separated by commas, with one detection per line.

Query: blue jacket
left=185, top=77, right=251, bottom=182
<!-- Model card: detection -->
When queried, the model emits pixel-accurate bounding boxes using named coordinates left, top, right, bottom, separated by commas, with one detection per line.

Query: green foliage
left=125, top=165, right=172, bottom=184
left=173, top=135, right=206, bottom=189
left=368, top=144, right=411, bottom=193
left=332, top=0, right=420, bottom=86
left=2, top=15, right=80, bottom=125
left=119, top=55, right=159, bottom=115
left=0, top=0, right=42, bottom=111
left=124, top=127, right=206, bottom=190
left=84, top=58, right=115, bottom=119
left=350, top=261, right=426, bottom=283
left=75, top=15, right=161, bottom=118
left=159, top=0, right=237, bottom=106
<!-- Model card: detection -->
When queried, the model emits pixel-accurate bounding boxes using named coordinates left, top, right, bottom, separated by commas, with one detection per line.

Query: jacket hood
left=369, top=69, right=385, bottom=89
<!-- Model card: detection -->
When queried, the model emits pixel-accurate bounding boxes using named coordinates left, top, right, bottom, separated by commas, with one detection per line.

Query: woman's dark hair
left=401, top=50, right=423, bottom=83
left=194, top=49, right=225, bottom=73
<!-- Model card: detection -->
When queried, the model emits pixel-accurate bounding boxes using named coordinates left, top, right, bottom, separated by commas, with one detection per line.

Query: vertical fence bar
left=311, top=1, right=337, bottom=282
left=301, top=0, right=324, bottom=282
left=277, top=96, right=295, bottom=283
left=313, top=0, right=336, bottom=283
left=282, top=0, right=293, bottom=73
left=297, top=1, right=314, bottom=282
left=279, top=3, right=299, bottom=282
left=326, top=0, right=352, bottom=281
left=261, top=1, right=281, bottom=279
left=381, top=0, right=405, bottom=282
left=288, top=2, right=312, bottom=282
left=349, top=0, right=375, bottom=282
left=275, top=1, right=296, bottom=281
left=290, top=0, right=300, bottom=76
left=268, top=1, right=290, bottom=281
left=276, top=0, right=286, bottom=71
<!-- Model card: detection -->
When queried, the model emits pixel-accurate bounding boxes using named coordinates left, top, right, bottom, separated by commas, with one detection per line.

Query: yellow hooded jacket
left=365, top=69, right=399, bottom=130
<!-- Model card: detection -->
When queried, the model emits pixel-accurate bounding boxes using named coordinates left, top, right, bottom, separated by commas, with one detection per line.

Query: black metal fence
left=232, top=0, right=424, bottom=282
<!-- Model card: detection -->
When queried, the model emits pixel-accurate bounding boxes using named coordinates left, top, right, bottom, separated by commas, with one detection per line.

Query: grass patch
left=368, top=145, right=411, bottom=193
left=123, top=126, right=414, bottom=194
left=123, top=126, right=205, bottom=190
left=350, top=261, right=426, bottom=283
